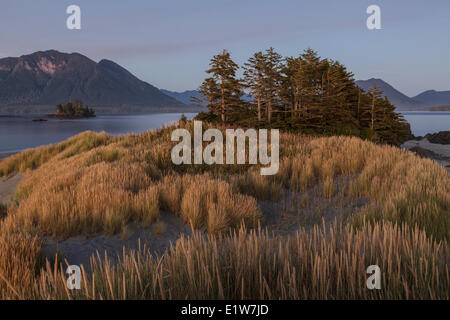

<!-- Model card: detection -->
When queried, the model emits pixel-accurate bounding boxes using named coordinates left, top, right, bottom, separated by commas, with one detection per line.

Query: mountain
left=160, top=89, right=203, bottom=105
left=161, top=89, right=253, bottom=105
left=355, top=78, right=423, bottom=109
left=413, top=90, right=450, bottom=107
left=0, top=50, right=186, bottom=113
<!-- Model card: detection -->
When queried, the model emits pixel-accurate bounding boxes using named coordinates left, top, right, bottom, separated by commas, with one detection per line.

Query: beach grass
left=0, top=121, right=448, bottom=299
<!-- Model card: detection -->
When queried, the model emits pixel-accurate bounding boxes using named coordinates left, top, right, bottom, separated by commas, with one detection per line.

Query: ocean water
left=0, top=113, right=196, bottom=154
left=400, top=111, right=450, bottom=136
left=0, top=111, right=448, bottom=155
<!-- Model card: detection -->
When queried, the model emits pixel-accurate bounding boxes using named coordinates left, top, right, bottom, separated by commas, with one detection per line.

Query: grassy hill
left=0, top=121, right=448, bottom=299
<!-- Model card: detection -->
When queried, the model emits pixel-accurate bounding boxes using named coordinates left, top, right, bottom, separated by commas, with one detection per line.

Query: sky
left=1, top=0, right=449, bottom=96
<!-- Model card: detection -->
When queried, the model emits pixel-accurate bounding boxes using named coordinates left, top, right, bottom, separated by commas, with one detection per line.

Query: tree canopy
left=196, top=48, right=411, bottom=145
left=55, top=100, right=95, bottom=118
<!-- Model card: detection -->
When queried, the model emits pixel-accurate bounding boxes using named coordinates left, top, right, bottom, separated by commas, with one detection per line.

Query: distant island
left=47, top=100, right=96, bottom=119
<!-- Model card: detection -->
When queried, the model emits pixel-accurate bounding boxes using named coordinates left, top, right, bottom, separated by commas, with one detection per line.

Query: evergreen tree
left=196, top=48, right=412, bottom=145
left=198, top=50, right=243, bottom=123
left=322, top=61, right=358, bottom=134
left=367, top=85, right=384, bottom=131
left=56, top=104, right=63, bottom=114
left=55, top=100, right=95, bottom=117
left=261, top=48, right=283, bottom=123
left=243, top=52, right=266, bottom=122
left=63, top=102, right=74, bottom=115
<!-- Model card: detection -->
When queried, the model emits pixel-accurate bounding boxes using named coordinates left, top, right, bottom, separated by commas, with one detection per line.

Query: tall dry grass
left=157, top=173, right=261, bottom=234
left=0, top=121, right=448, bottom=300
left=1, top=124, right=448, bottom=242
left=278, top=136, right=450, bottom=241
left=2, top=160, right=158, bottom=237
left=3, top=222, right=447, bottom=300
left=0, top=233, right=43, bottom=299
left=0, top=131, right=112, bottom=177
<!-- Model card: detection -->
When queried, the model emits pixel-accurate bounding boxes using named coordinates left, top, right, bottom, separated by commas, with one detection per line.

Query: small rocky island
left=46, top=100, right=96, bottom=119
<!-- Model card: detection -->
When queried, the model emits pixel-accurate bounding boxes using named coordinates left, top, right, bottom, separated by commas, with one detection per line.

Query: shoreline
left=401, top=138, right=450, bottom=172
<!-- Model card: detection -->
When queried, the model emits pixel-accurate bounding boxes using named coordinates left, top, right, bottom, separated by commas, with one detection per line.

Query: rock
left=425, top=131, right=450, bottom=145
left=409, top=146, right=439, bottom=159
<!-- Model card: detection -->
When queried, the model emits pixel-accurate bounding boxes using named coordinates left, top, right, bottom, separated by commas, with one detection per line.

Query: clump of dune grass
left=322, top=176, right=334, bottom=198
left=157, top=174, right=184, bottom=213
left=0, top=233, right=43, bottom=299
left=231, top=169, right=283, bottom=201
left=158, top=173, right=261, bottom=234
left=280, top=136, right=450, bottom=241
left=4, top=222, right=447, bottom=300
left=132, top=186, right=160, bottom=226
left=2, top=161, right=157, bottom=237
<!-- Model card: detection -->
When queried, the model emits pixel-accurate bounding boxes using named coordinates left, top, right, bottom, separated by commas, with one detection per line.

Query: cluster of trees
left=55, top=100, right=95, bottom=118
left=195, top=48, right=411, bottom=145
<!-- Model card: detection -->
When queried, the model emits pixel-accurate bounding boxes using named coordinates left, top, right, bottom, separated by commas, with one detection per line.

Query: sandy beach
left=402, top=138, right=450, bottom=172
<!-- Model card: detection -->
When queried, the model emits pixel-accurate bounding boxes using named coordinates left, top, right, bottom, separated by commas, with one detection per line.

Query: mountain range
left=355, top=78, right=450, bottom=110
left=0, top=50, right=187, bottom=114
left=160, top=89, right=203, bottom=105
left=160, top=89, right=252, bottom=106
left=163, top=79, right=450, bottom=110
left=413, top=90, right=450, bottom=106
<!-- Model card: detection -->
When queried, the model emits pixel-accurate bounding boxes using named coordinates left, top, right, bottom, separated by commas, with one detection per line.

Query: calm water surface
left=0, top=111, right=448, bottom=155
left=400, top=111, right=450, bottom=136
left=0, top=113, right=196, bottom=154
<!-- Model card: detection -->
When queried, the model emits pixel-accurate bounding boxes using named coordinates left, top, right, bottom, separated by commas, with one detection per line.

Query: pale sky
left=1, top=0, right=449, bottom=96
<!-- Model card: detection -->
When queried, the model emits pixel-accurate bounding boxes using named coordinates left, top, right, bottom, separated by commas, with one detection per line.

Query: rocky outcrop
left=425, top=131, right=450, bottom=145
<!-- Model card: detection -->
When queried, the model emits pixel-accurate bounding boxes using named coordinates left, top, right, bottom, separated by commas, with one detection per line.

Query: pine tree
left=322, top=61, right=358, bottom=134
left=279, top=56, right=301, bottom=120
left=56, top=104, right=63, bottom=114
left=261, top=48, right=283, bottom=123
left=196, top=48, right=412, bottom=145
left=243, top=52, right=266, bottom=122
left=367, top=84, right=384, bottom=131
left=198, top=50, right=243, bottom=123
left=198, top=77, right=221, bottom=118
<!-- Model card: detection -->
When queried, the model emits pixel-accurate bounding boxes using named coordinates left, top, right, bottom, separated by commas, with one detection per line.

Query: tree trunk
left=221, top=85, right=225, bottom=123
left=357, top=91, right=361, bottom=124
left=291, top=99, right=295, bottom=119
left=371, top=95, right=375, bottom=130
left=257, top=96, right=261, bottom=121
